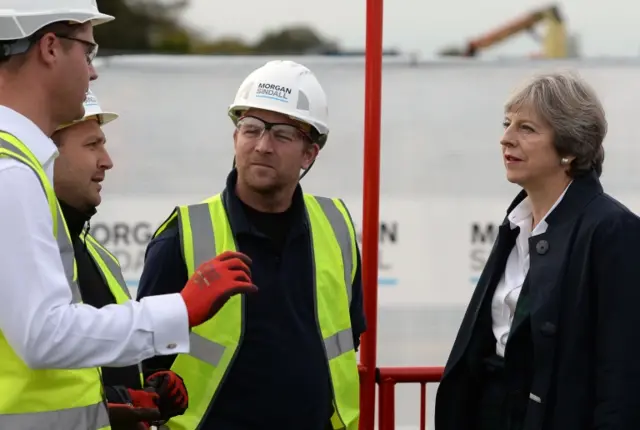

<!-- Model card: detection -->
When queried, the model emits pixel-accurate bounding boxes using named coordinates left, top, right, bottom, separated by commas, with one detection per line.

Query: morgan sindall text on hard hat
left=0, top=0, right=114, bottom=41
left=228, top=60, right=330, bottom=148
left=56, top=88, right=119, bottom=131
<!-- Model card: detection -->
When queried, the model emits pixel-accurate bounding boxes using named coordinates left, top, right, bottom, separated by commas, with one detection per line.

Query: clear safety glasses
left=236, top=116, right=311, bottom=144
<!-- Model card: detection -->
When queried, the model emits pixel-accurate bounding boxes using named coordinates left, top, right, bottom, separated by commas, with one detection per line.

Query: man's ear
left=36, top=33, right=63, bottom=67
left=301, top=143, right=320, bottom=170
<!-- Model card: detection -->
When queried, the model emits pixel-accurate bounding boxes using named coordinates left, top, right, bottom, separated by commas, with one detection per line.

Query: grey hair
left=504, top=70, right=607, bottom=177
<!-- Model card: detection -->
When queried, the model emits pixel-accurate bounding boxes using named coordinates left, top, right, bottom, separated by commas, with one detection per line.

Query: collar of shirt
left=58, top=198, right=96, bottom=239
left=508, top=181, right=573, bottom=236
left=0, top=105, right=58, bottom=182
left=222, top=168, right=308, bottom=236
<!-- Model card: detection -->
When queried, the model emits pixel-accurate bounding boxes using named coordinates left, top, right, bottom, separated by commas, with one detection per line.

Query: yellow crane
left=438, top=4, right=568, bottom=58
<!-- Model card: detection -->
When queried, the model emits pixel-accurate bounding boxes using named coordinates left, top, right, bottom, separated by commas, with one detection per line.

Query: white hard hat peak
left=228, top=60, right=330, bottom=148
left=82, top=89, right=118, bottom=124
left=0, top=0, right=114, bottom=40
left=55, top=88, right=118, bottom=132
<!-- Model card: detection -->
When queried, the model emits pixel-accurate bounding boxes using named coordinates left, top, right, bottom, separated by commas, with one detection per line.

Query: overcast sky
left=180, top=0, right=640, bottom=58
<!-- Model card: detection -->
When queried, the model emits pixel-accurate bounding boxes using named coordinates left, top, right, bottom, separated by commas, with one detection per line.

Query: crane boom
left=439, top=4, right=567, bottom=58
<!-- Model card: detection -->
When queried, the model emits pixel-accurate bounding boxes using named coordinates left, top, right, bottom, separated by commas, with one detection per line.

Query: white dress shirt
left=491, top=183, right=571, bottom=357
left=0, top=106, right=190, bottom=369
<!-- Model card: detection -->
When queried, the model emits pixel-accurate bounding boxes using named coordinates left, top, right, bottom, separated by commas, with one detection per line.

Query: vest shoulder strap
left=83, top=233, right=132, bottom=300
left=153, top=193, right=222, bottom=240
left=153, top=208, right=179, bottom=239
left=0, top=132, right=56, bottom=223
left=175, top=194, right=226, bottom=276
left=304, top=194, right=358, bottom=290
left=0, top=131, right=41, bottom=168
left=83, top=233, right=118, bottom=263
left=0, top=132, right=82, bottom=303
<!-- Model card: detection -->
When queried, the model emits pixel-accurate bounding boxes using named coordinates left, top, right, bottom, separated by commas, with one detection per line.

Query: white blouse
left=491, top=184, right=571, bottom=357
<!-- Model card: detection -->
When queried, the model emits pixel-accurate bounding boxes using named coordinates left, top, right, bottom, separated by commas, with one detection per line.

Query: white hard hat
left=56, top=88, right=118, bottom=132
left=0, top=0, right=114, bottom=40
left=228, top=60, right=330, bottom=148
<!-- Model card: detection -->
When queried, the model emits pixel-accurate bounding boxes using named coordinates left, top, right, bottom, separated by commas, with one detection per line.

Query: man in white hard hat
left=53, top=89, right=190, bottom=430
left=0, top=3, right=256, bottom=429
left=138, top=60, right=366, bottom=430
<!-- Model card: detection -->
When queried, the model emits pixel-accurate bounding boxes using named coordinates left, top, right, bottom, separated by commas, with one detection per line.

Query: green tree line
left=94, top=0, right=341, bottom=55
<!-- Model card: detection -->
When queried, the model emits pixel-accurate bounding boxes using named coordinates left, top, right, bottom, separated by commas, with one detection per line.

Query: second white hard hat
left=228, top=60, right=330, bottom=148
left=56, top=89, right=118, bottom=132
left=0, top=0, right=114, bottom=40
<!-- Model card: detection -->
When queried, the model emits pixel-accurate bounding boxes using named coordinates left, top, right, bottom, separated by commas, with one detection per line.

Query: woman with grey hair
left=435, top=71, right=640, bottom=430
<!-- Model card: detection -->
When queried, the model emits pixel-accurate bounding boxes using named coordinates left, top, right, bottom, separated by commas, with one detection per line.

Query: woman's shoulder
left=584, top=192, right=640, bottom=232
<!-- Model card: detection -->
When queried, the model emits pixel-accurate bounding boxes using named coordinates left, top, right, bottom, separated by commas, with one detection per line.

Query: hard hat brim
left=89, top=13, right=115, bottom=27
left=54, top=111, right=119, bottom=132
left=98, top=112, right=118, bottom=126
left=229, top=103, right=311, bottom=127
left=0, top=11, right=115, bottom=40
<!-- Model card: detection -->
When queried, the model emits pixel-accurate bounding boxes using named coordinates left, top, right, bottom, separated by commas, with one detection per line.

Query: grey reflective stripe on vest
left=324, top=326, right=354, bottom=360
left=179, top=204, right=227, bottom=367
left=180, top=196, right=356, bottom=365
left=57, top=210, right=81, bottom=303
left=86, top=235, right=131, bottom=299
left=182, top=203, right=217, bottom=270
left=312, top=197, right=354, bottom=304
left=311, top=197, right=356, bottom=360
left=0, top=137, right=81, bottom=304
left=189, top=332, right=226, bottom=367
left=0, top=401, right=109, bottom=430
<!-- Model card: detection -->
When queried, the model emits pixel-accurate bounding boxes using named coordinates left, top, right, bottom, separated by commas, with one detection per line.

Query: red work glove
left=127, top=388, right=160, bottom=409
left=107, top=403, right=161, bottom=430
left=146, top=370, right=188, bottom=420
left=180, top=250, right=257, bottom=327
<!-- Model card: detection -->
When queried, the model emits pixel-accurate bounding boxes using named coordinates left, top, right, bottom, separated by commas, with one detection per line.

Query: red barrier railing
left=377, top=367, right=444, bottom=430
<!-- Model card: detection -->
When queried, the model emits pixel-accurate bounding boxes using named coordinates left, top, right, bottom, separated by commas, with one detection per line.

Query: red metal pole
left=420, top=383, right=426, bottom=430
left=359, top=0, right=383, bottom=426
left=378, top=379, right=395, bottom=430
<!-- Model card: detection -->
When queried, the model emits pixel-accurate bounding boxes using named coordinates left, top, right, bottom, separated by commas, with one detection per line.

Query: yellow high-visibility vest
left=0, top=132, right=110, bottom=430
left=153, top=193, right=360, bottom=430
left=81, top=232, right=144, bottom=386
left=81, top=233, right=132, bottom=305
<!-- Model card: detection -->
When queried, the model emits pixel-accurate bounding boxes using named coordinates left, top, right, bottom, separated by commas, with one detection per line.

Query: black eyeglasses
left=56, top=34, right=99, bottom=64
left=0, top=29, right=100, bottom=63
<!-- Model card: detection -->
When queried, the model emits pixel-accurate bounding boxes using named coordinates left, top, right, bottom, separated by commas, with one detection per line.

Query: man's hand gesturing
left=180, top=251, right=257, bottom=327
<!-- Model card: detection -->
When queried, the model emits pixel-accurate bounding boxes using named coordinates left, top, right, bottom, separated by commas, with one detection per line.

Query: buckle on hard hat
left=0, top=39, right=31, bottom=59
